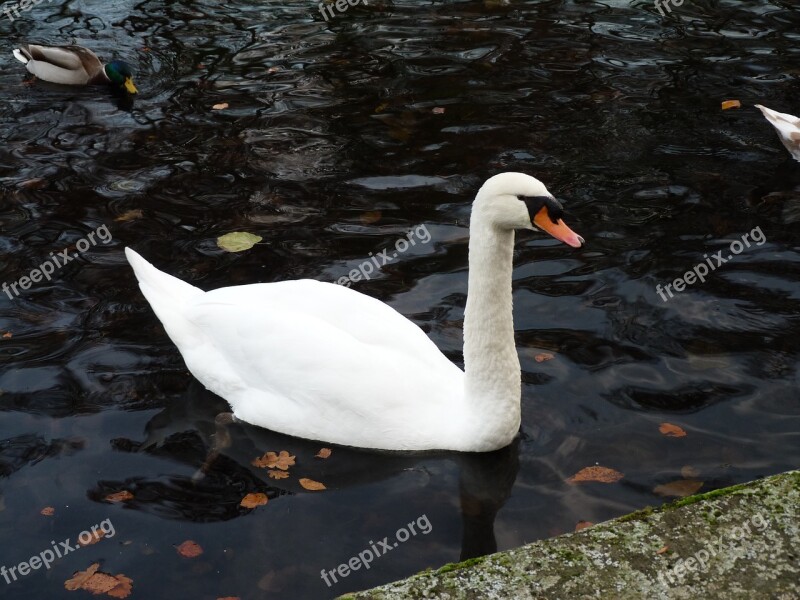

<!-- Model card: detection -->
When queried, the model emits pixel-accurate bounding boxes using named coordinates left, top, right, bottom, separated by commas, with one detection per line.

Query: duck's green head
left=105, top=61, right=138, bottom=94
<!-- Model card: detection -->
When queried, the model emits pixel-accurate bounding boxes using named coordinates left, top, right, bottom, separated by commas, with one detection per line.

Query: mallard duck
left=755, top=105, right=800, bottom=162
left=125, top=173, right=584, bottom=452
left=12, top=44, right=137, bottom=94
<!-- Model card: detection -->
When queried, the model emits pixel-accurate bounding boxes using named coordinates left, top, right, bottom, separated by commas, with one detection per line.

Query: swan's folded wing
left=179, top=280, right=464, bottom=448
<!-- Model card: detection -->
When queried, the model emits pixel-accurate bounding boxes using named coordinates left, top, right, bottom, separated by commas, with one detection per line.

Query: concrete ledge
left=341, top=470, right=800, bottom=599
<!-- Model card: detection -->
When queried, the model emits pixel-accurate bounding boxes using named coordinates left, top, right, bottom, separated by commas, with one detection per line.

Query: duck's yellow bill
left=124, top=77, right=138, bottom=94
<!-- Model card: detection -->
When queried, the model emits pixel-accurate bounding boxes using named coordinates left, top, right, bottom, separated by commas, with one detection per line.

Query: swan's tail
left=125, top=247, right=205, bottom=346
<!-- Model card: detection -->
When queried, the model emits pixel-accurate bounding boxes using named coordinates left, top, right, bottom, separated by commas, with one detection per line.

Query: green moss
left=435, top=555, right=487, bottom=575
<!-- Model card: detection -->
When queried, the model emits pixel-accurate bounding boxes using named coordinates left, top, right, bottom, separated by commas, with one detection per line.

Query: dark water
left=1, top=0, right=800, bottom=598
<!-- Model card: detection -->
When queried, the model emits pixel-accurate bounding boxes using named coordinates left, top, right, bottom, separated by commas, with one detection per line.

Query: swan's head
left=475, top=172, right=584, bottom=248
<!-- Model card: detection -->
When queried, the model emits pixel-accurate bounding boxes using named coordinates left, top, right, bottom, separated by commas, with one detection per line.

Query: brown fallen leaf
left=212, top=102, right=229, bottom=110
left=656, top=545, right=669, bottom=554
left=2, top=332, right=12, bottom=339
left=575, top=520, right=593, bottom=532
left=80, top=571, right=119, bottom=594
left=681, top=465, right=700, bottom=479
left=41, top=506, right=55, bottom=516
left=653, top=479, right=703, bottom=498
left=267, top=469, right=289, bottom=480
left=721, top=100, right=742, bottom=110
left=115, top=209, right=143, bottom=223
left=360, top=210, right=382, bottom=225
left=106, top=574, right=133, bottom=599
left=65, top=563, right=100, bottom=591
left=252, top=450, right=295, bottom=470
left=534, top=352, right=554, bottom=363
left=78, top=530, right=106, bottom=546
left=240, top=493, right=268, bottom=508
left=65, top=564, right=132, bottom=598
left=105, top=491, right=134, bottom=502
left=299, top=478, right=326, bottom=491
left=432, top=107, right=445, bottom=114
left=659, top=423, right=687, bottom=438
left=315, top=448, right=332, bottom=459
left=567, top=466, right=624, bottom=484
left=176, top=540, right=203, bottom=558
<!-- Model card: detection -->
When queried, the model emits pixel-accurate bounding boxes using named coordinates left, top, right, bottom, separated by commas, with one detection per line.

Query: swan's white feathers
left=755, top=104, right=800, bottom=162
left=126, top=249, right=464, bottom=450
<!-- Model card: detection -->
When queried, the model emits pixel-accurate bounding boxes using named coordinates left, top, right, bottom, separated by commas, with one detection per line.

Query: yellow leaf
left=315, top=448, right=332, bottom=459
left=267, top=469, right=289, bottom=480
left=217, top=232, right=262, bottom=253
left=721, top=100, right=741, bottom=110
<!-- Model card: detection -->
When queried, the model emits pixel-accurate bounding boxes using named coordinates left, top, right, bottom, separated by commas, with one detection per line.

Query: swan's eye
left=520, top=195, right=564, bottom=225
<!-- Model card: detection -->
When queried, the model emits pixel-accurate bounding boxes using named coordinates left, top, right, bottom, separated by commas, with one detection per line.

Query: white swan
left=125, top=173, right=583, bottom=452
left=755, top=105, right=800, bottom=162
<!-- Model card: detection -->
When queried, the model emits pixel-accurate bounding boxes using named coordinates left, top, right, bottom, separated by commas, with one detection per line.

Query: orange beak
left=533, top=207, right=584, bottom=248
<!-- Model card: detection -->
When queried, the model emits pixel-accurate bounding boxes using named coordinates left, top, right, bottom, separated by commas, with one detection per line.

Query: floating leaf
left=217, top=232, right=262, bottom=253
left=212, top=102, right=229, bottom=110
left=567, top=466, right=624, bottom=484
left=656, top=545, right=669, bottom=554
left=653, top=479, right=703, bottom=498
left=315, top=448, right=332, bottom=459
left=240, top=493, right=268, bottom=508
left=65, top=563, right=100, bottom=591
left=78, top=530, right=106, bottom=547
left=534, top=352, right=554, bottom=363
left=575, top=520, right=593, bottom=532
left=65, top=563, right=132, bottom=598
left=659, top=423, right=687, bottom=438
left=299, top=478, right=326, bottom=491
left=360, top=210, right=382, bottom=225
left=107, top=575, right=133, bottom=599
left=432, top=107, right=445, bottom=114
left=105, top=491, right=134, bottom=502
left=176, top=540, right=203, bottom=558
left=267, top=469, right=289, bottom=480
left=41, top=506, right=54, bottom=516
left=267, top=66, right=281, bottom=74
left=115, top=209, right=143, bottom=222
left=721, top=100, right=741, bottom=110
left=252, top=450, right=295, bottom=470
left=2, top=332, right=12, bottom=339
left=681, top=465, right=700, bottom=479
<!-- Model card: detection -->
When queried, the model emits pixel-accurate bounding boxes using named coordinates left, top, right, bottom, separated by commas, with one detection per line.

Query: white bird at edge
left=125, top=172, right=584, bottom=453
left=755, top=105, right=800, bottom=162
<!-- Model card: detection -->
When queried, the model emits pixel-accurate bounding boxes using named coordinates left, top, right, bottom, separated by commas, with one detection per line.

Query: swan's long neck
left=462, top=202, right=521, bottom=447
